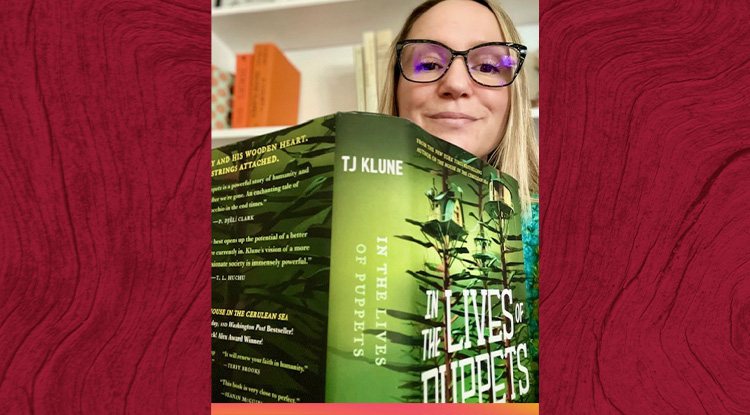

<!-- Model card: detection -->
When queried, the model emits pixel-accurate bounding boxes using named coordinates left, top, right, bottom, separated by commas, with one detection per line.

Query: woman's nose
left=437, top=57, right=474, bottom=98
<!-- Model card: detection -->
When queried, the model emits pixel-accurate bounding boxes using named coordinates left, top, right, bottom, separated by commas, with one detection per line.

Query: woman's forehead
left=406, top=0, right=505, bottom=48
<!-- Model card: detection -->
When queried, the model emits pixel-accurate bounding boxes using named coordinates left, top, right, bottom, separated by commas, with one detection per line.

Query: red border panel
left=540, top=0, right=750, bottom=413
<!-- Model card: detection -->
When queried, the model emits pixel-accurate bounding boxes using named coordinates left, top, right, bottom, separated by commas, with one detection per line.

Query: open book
left=211, top=112, right=536, bottom=403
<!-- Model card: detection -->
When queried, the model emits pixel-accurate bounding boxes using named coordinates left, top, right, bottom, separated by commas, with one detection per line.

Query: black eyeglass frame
left=396, top=39, right=527, bottom=88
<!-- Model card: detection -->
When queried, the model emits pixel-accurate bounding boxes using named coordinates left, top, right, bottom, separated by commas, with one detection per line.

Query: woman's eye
left=475, top=63, right=500, bottom=73
left=415, top=61, right=442, bottom=72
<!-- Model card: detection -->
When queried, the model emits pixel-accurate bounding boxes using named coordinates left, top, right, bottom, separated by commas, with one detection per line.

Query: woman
left=380, top=0, right=539, bottom=212
left=380, top=0, right=540, bottom=401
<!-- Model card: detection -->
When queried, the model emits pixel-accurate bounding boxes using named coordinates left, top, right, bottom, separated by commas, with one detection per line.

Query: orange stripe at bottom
left=212, top=403, right=539, bottom=415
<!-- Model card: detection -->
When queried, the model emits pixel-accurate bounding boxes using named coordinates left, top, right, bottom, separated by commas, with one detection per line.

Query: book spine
left=231, top=54, right=253, bottom=129
left=326, top=113, right=423, bottom=402
left=353, top=45, right=366, bottom=112
left=362, top=31, right=379, bottom=113
left=249, top=43, right=299, bottom=127
left=248, top=44, right=270, bottom=127
left=266, top=46, right=300, bottom=126
left=212, top=65, right=234, bottom=130
left=375, top=29, right=393, bottom=110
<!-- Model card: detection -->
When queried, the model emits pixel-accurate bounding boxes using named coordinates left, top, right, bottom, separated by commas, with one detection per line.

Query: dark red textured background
left=1, top=0, right=749, bottom=414
left=540, top=0, right=750, bottom=414
left=0, top=0, right=211, bottom=414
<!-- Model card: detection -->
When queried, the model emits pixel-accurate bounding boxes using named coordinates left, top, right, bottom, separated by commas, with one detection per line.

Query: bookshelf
left=212, top=125, right=291, bottom=149
left=211, top=0, right=540, bottom=145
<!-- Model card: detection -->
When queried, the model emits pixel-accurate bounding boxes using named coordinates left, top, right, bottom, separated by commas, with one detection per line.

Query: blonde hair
left=379, top=0, right=539, bottom=212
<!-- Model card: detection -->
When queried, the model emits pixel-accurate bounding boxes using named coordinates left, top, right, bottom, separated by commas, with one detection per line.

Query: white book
left=362, top=31, right=378, bottom=113
left=353, top=45, right=366, bottom=112
left=375, top=29, right=393, bottom=110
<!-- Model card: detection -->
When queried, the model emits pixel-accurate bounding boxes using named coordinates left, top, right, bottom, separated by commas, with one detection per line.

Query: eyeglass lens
left=400, top=43, right=520, bottom=87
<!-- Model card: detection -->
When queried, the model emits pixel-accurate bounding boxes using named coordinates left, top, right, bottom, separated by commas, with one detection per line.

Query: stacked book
left=231, top=43, right=301, bottom=129
left=212, top=65, right=235, bottom=130
left=353, top=29, right=393, bottom=113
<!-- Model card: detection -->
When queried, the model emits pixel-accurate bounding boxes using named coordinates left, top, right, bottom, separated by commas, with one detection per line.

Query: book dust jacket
left=211, top=112, right=537, bottom=403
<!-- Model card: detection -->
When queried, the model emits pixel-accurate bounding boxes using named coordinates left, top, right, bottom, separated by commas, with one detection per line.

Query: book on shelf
left=353, top=45, right=366, bottom=112
left=212, top=65, right=235, bottom=130
left=230, top=54, right=254, bottom=129
left=355, top=30, right=393, bottom=113
left=248, top=43, right=301, bottom=127
left=361, top=31, right=379, bottom=113
left=211, top=112, right=538, bottom=403
left=375, top=29, right=393, bottom=107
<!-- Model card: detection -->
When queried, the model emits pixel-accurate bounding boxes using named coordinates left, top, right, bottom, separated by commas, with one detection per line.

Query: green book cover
left=211, top=112, right=536, bottom=403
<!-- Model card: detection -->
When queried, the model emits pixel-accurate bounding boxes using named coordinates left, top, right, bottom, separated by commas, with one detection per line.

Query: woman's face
left=397, top=0, right=510, bottom=159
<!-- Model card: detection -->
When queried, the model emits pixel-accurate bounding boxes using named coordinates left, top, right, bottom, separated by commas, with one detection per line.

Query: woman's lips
left=427, top=112, right=478, bottom=128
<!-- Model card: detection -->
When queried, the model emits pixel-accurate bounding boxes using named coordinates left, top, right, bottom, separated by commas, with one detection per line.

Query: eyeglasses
left=396, top=40, right=526, bottom=87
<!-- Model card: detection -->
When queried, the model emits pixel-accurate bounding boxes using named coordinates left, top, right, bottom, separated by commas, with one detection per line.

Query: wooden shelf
left=212, top=126, right=291, bottom=149
left=212, top=0, right=357, bottom=17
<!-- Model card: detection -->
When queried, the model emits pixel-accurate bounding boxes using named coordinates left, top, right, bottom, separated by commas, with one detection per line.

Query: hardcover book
left=248, top=43, right=300, bottom=127
left=211, top=112, right=537, bottom=403
left=230, top=54, right=253, bottom=129
left=361, top=32, right=379, bottom=113
left=212, top=65, right=235, bottom=130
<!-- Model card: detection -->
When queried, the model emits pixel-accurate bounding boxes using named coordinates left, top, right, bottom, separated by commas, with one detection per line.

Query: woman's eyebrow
left=421, top=39, right=507, bottom=50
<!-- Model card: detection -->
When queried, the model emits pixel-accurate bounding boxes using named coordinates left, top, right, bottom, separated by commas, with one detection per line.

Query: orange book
left=230, top=53, right=253, bottom=128
left=248, top=43, right=300, bottom=127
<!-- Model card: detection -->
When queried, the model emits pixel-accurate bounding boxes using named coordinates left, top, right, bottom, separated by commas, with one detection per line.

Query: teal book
left=211, top=112, right=536, bottom=403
